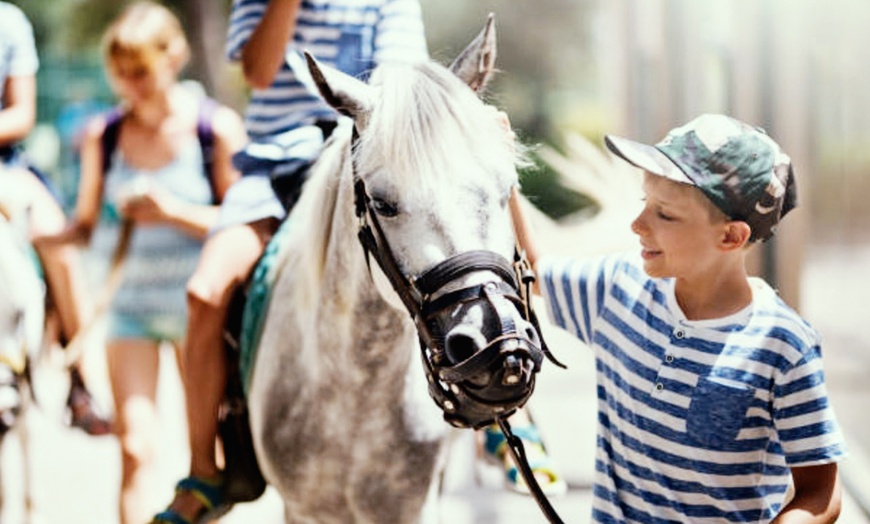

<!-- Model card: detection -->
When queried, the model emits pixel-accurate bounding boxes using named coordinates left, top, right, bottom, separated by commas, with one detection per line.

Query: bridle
left=353, top=174, right=562, bottom=426
left=350, top=129, right=567, bottom=523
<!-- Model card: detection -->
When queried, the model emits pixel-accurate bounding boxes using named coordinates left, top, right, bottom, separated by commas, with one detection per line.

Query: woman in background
left=39, top=2, right=247, bottom=522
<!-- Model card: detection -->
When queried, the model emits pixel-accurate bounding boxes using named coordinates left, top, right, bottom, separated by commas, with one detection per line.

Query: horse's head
left=304, top=15, right=554, bottom=428
left=0, top=213, right=42, bottom=434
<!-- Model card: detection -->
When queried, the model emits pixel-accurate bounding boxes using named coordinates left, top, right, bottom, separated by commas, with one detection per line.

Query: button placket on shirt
left=655, top=327, right=687, bottom=394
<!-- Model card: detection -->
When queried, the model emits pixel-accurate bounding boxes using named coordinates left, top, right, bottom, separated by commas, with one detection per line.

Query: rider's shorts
left=211, top=124, right=328, bottom=234
left=212, top=175, right=287, bottom=232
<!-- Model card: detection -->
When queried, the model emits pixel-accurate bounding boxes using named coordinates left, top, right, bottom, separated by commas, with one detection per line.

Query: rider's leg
left=106, top=335, right=162, bottom=524
left=165, top=218, right=275, bottom=520
left=2, top=168, right=110, bottom=434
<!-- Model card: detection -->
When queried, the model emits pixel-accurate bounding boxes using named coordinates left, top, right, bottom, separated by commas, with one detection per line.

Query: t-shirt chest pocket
left=334, top=25, right=374, bottom=79
left=686, top=376, right=757, bottom=448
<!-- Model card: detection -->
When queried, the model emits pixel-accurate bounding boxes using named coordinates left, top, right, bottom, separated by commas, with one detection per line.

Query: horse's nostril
left=444, top=332, right=480, bottom=365
left=525, top=325, right=540, bottom=345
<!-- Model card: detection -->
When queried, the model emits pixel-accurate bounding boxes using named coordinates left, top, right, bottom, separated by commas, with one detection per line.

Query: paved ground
left=1, top=240, right=869, bottom=523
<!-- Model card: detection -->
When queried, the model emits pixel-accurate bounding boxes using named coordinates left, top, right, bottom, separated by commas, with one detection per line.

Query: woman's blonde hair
left=102, top=1, right=189, bottom=77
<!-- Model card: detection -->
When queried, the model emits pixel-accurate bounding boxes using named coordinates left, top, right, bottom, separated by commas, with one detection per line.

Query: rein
left=62, top=218, right=134, bottom=368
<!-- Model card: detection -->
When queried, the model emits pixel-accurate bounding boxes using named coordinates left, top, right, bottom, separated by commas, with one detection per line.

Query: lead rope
left=497, top=416, right=566, bottom=524
left=62, top=218, right=134, bottom=368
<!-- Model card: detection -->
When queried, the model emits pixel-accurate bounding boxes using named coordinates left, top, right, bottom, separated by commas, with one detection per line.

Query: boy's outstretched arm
left=773, top=463, right=841, bottom=523
left=509, top=185, right=542, bottom=295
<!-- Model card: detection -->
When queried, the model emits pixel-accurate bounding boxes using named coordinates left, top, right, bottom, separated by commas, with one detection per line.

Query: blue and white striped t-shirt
left=226, top=0, right=428, bottom=139
left=539, top=253, right=846, bottom=523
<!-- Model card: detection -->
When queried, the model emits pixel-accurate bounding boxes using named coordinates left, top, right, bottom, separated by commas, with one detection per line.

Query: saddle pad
left=239, top=216, right=295, bottom=394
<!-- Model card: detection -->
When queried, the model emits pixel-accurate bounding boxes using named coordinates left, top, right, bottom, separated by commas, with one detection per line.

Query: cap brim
left=604, top=135, right=693, bottom=185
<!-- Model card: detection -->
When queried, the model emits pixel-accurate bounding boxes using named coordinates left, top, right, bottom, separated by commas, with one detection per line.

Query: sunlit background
left=9, top=0, right=870, bottom=520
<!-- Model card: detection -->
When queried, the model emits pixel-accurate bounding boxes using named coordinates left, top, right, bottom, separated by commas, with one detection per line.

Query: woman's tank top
left=93, top=135, right=212, bottom=322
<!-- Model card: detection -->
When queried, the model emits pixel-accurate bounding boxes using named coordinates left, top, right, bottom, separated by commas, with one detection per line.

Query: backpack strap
left=100, top=107, right=126, bottom=176
left=196, top=97, right=220, bottom=204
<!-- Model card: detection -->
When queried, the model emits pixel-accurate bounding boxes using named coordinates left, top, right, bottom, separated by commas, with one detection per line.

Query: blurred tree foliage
left=421, top=0, right=601, bottom=219
left=10, top=0, right=234, bottom=96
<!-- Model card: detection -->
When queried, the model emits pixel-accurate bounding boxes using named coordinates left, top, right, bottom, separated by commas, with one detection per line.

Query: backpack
left=99, top=97, right=221, bottom=203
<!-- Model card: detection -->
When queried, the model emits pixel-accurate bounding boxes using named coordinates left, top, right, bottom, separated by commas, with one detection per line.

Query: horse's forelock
left=356, top=61, right=520, bottom=200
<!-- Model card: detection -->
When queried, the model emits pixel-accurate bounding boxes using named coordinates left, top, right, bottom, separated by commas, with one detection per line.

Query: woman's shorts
left=107, top=311, right=187, bottom=343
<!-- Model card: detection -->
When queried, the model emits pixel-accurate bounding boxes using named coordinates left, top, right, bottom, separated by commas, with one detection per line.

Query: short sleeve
left=537, top=255, right=612, bottom=345
left=772, top=346, right=847, bottom=467
left=373, top=0, right=428, bottom=65
left=225, top=0, right=268, bottom=62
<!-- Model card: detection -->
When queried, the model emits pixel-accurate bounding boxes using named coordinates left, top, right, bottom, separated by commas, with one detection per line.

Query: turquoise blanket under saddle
left=238, top=217, right=295, bottom=395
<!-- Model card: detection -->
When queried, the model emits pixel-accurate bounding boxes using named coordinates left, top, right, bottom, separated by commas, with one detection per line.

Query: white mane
left=355, top=61, right=522, bottom=201
left=274, top=58, right=527, bottom=315
left=268, top=123, right=352, bottom=327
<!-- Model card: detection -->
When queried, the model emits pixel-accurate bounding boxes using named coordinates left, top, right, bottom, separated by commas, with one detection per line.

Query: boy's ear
left=721, top=221, right=752, bottom=250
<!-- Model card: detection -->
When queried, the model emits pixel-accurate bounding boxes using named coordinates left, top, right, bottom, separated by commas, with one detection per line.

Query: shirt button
left=655, top=382, right=664, bottom=391
left=674, top=330, right=685, bottom=339
left=665, top=354, right=675, bottom=363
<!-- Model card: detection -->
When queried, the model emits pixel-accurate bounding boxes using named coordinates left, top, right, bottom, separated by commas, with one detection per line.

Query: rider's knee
left=186, top=270, right=235, bottom=316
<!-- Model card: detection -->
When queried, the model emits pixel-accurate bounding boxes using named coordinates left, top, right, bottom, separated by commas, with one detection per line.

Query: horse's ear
left=303, top=51, right=374, bottom=121
left=449, top=13, right=497, bottom=93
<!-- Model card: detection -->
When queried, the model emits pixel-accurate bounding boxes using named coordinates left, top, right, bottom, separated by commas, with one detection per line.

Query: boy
left=510, top=113, right=846, bottom=522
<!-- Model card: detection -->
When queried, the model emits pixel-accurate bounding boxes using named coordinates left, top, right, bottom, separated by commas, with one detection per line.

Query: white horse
left=0, top=209, right=44, bottom=523
left=245, top=17, right=549, bottom=524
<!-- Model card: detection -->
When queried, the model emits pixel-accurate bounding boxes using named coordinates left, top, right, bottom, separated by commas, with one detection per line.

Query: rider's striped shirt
left=226, top=0, right=428, bottom=139
left=538, top=253, right=846, bottom=523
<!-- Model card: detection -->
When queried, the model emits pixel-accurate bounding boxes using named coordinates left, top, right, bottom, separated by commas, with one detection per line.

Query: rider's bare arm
left=241, top=0, right=304, bottom=89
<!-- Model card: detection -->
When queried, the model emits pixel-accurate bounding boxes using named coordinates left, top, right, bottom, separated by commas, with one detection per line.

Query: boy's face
left=631, top=172, right=729, bottom=279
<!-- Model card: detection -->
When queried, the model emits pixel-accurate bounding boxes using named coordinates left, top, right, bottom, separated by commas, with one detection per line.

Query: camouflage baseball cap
left=605, top=113, right=797, bottom=242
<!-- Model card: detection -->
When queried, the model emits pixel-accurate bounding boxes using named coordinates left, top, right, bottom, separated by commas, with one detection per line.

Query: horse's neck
left=325, top=136, right=403, bottom=321
left=292, top=125, right=409, bottom=337
left=269, top=126, right=416, bottom=390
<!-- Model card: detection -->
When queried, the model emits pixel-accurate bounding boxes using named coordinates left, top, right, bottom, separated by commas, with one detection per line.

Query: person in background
left=152, top=0, right=430, bottom=521
left=511, top=113, right=845, bottom=522
left=36, top=3, right=247, bottom=523
left=0, top=1, right=111, bottom=436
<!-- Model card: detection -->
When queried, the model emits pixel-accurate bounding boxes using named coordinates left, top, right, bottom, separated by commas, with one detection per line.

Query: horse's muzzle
left=423, top=280, right=544, bottom=429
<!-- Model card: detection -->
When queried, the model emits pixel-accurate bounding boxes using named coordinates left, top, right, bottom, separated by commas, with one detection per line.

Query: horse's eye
left=372, top=199, right=399, bottom=218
